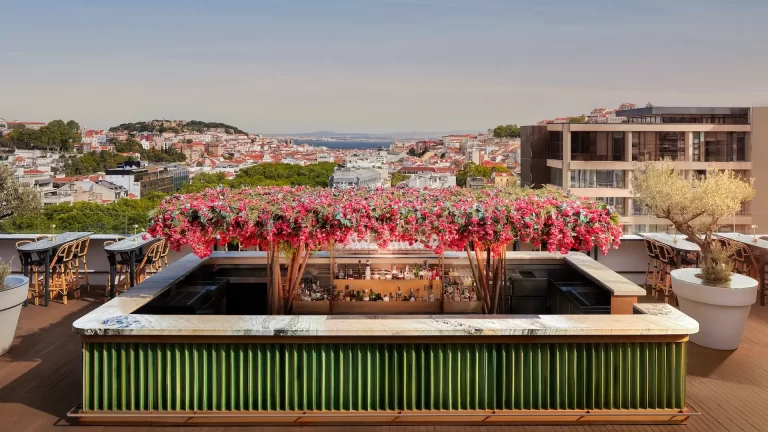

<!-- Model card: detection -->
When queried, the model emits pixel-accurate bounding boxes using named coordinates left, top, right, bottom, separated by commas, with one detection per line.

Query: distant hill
left=109, top=120, right=247, bottom=135
left=280, top=130, right=479, bottom=139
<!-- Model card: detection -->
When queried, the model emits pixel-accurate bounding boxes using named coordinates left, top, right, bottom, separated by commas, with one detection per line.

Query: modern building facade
left=522, top=106, right=767, bottom=234
left=167, top=165, right=190, bottom=191
left=105, top=165, right=176, bottom=198
left=404, top=173, right=456, bottom=188
left=328, top=167, right=383, bottom=189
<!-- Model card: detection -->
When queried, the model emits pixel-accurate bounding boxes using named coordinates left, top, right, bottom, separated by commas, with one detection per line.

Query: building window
left=549, top=131, right=563, bottom=159
left=628, top=224, right=673, bottom=235
left=692, top=132, right=702, bottom=161
left=549, top=167, right=562, bottom=187
left=632, top=200, right=649, bottom=216
left=705, top=132, right=727, bottom=161
left=570, top=170, right=625, bottom=188
left=632, top=132, right=684, bottom=161
left=570, top=132, right=625, bottom=161
left=596, top=197, right=625, bottom=216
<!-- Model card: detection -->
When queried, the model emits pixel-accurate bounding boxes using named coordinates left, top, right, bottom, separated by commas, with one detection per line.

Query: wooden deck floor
left=1, top=291, right=767, bottom=432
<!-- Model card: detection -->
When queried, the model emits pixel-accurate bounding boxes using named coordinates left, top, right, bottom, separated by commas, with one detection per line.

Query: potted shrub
left=632, top=161, right=756, bottom=350
left=0, top=163, right=39, bottom=356
left=0, top=259, right=29, bottom=356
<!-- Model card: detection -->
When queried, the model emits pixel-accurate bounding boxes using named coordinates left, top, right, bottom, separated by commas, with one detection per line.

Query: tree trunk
left=268, top=243, right=282, bottom=315
left=466, top=245, right=488, bottom=314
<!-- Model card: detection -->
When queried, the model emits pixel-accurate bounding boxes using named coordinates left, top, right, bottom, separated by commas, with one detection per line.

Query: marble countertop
left=72, top=251, right=696, bottom=337
left=17, top=232, right=93, bottom=252
left=104, top=233, right=161, bottom=252
left=564, top=252, right=648, bottom=296
left=640, top=233, right=701, bottom=252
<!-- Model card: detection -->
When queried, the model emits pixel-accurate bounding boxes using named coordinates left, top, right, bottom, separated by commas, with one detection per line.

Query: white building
left=329, top=167, right=383, bottom=189
left=404, top=173, right=456, bottom=189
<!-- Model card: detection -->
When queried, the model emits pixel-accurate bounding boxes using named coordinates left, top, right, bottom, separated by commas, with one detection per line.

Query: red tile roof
left=482, top=160, right=503, bottom=167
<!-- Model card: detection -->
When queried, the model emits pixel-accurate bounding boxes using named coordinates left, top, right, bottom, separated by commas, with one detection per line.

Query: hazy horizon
left=3, top=0, right=768, bottom=134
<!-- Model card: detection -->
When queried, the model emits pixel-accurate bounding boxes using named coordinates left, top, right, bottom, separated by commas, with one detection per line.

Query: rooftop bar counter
left=71, top=251, right=697, bottom=426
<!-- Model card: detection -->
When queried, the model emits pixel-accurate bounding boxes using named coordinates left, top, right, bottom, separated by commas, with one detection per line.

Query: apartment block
left=522, top=106, right=768, bottom=234
left=104, top=164, right=176, bottom=198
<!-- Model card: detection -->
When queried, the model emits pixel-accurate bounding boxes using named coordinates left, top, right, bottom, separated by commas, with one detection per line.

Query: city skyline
left=2, top=0, right=768, bottom=133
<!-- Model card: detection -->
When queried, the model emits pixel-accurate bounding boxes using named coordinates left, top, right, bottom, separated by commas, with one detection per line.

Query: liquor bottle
left=392, top=265, right=398, bottom=280
left=396, top=285, right=403, bottom=301
left=422, top=285, right=428, bottom=301
left=462, top=287, right=469, bottom=301
left=409, top=288, right=415, bottom=302
left=384, top=292, right=391, bottom=302
left=363, top=289, right=369, bottom=302
left=428, top=288, right=435, bottom=302
left=347, top=268, right=354, bottom=279
left=356, top=290, right=363, bottom=301
left=470, top=289, right=477, bottom=301
left=404, top=265, right=411, bottom=280
left=365, top=259, right=371, bottom=280
left=337, top=265, right=345, bottom=280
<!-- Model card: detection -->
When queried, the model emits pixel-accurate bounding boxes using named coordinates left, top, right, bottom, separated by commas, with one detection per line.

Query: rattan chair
left=159, top=240, right=170, bottom=268
left=73, top=237, right=91, bottom=291
left=732, top=242, right=759, bottom=279
left=103, top=240, right=130, bottom=300
left=47, top=241, right=78, bottom=304
left=653, top=243, right=676, bottom=302
left=135, top=241, right=164, bottom=284
left=17, top=240, right=44, bottom=305
left=150, top=240, right=169, bottom=273
left=643, top=238, right=660, bottom=290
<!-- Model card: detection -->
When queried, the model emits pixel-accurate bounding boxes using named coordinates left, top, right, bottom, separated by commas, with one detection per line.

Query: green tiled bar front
left=82, top=341, right=686, bottom=413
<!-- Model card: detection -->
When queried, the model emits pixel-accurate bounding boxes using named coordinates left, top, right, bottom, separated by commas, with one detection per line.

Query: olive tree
left=632, top=160, right=755, bottom=283
left=0, top=164, right=41, bottom=221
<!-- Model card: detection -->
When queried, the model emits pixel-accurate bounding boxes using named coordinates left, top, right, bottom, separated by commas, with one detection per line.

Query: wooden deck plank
left=2, top=290, right=768, bottom=432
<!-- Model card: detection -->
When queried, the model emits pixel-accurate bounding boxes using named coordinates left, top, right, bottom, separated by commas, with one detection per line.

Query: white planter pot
left=671, top=268, right=757, bottom=350
left=0, top=275, right=29, bottom=356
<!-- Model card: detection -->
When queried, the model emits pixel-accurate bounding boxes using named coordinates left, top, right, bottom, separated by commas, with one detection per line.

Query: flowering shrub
left=148, top=186, right=622, bottom=258
left=148, top=186, right=622, bottom=314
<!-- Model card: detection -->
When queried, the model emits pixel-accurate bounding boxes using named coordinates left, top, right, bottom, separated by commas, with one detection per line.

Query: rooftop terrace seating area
left=2, top=287, right=767, bottom=431
left=1, top=235, right=767, bottom=430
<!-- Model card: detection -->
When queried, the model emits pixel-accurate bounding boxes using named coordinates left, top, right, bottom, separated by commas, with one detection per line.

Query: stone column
left=624, top=131, right=633, bottom=221
left=562, top=124, right=571, bottom=191
left=625, top=131, right=633, bottom=162
left=686, top=131, right=694, bottom=162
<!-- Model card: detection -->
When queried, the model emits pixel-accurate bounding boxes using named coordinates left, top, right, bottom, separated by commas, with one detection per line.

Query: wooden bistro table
left=640, top=233, right=701, bottom=268
left=104, top=234, right=162, bottom=299
left=18, top=232, right=93, bottom=307
left=716, top=232, right=768, bottom=306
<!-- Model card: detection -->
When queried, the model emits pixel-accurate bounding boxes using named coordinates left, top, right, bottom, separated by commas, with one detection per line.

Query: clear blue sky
left=2, top=0, right=767, bottom=134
